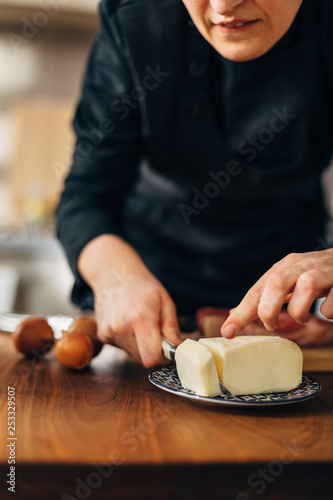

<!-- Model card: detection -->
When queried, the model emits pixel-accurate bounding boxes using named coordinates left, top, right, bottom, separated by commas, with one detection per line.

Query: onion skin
left=55, top=330, right=94, bottom=370
left=13, top=317, right=54, bottom=357
left=66, top=316, right=103, bottom=357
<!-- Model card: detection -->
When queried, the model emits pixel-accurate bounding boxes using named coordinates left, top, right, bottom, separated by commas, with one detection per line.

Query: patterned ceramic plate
left=149, top=366, right=321, bottom=407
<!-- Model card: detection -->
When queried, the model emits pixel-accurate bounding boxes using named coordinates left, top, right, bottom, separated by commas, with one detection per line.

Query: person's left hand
left=220, top=248, right=333, bottom=345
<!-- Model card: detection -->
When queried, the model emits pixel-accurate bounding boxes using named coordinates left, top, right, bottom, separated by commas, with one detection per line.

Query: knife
left=0, top=313, right=74, bottom=339
left=0, top=313, right=179, bottom=359
left=161, top=337, right=177, bottom=361
left=1, top=313, right=232, bottom=395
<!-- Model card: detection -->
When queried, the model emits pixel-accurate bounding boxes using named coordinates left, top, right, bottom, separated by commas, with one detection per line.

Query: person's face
left=182, top=0, right=303, bottom=61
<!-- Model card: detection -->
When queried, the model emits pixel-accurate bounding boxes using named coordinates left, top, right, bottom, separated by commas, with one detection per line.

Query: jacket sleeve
left=56, top=0, right=142, bottom=309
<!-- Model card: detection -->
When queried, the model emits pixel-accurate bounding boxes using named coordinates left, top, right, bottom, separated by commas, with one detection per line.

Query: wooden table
left=0, top=332, right=332, bottom=500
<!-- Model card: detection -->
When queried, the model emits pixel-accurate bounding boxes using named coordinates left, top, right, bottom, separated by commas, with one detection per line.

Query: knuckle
left=130, top=311, right=147, bottom=327
left=246, top=286, right=262, bottom=305
left=297, top=272, right=317, bottom=291
left=283, top=252, right=299, bottom=265
left=297, top=258, right=317, bottom=274
left=304, top=256, right=318, bottom=268
left=258, top=300, right=274, bottom=320
left=266, top=273, right=286, bottom=291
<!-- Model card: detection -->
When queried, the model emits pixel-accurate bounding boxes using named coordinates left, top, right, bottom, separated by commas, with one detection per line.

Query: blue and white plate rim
left=148, top=365, right=321, bottom=407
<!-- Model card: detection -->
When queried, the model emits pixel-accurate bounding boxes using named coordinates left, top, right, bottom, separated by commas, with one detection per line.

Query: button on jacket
left=57, top=0, right=333, bottom=315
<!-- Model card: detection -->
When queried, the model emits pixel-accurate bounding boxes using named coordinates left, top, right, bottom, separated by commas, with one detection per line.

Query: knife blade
left=0, top=313, right=74, bottom=339
left=1, top=314, right=231, bottom=394
left=161, top=337, right=177, bottom=361
left=0, top=315, right=185, bottom=355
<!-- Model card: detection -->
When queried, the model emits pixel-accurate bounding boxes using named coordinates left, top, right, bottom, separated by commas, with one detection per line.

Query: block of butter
left=199, top=336, right=303, bottom=396
left=175, top=339, right=221, bottom=397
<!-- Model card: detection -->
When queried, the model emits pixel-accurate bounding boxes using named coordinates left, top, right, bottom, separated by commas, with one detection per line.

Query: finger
left=287, top=270, right=332, bottom=323
left=133, top=313, right=164, bottom=368
left=98, top=320, right=143, bottom=361
left=160, top=298, right=182, bottom=345
left=221, top=253, right=305, bottom=338
left=320, top=287, right=333, bottom=320
left=257, top=269, right=299, bottom=331
left=220, top=284, right=263, bottom=338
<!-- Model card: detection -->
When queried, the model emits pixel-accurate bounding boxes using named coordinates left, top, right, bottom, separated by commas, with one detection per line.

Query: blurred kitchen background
left=0, top=0, right=99, bottom=315
left=1, top=0, right=333, bottom=317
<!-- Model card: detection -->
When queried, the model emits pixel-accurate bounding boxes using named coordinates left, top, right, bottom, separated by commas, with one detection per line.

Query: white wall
left=0, top=0, right=99, bottom=314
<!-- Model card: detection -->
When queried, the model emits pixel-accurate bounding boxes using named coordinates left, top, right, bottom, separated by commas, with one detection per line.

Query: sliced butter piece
left=199, top=336, right=303, bottom=396
left=175, top=339, right=221, bottom=397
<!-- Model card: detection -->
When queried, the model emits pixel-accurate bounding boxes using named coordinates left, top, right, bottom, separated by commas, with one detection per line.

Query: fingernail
left=221, top=324, right=237, bottom=338
left=299, top=315, right=309, bottom=325
left=263, top=322, right=278, bottom=332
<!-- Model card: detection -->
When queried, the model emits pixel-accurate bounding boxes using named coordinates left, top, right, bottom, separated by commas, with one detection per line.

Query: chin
left=212, top=41, right=272, bottom=63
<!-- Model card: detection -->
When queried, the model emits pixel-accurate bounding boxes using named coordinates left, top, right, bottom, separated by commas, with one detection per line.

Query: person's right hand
left=78, top=234, right=181, bottom=367
left=94, top=271, right=181, bottom=367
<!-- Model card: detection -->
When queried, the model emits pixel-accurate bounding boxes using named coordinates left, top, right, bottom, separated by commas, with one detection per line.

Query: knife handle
left=161, top=338, right=177, bottom=362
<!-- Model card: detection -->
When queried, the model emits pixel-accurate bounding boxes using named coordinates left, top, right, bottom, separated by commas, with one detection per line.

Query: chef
left=57, top=0, right=333, bottom=366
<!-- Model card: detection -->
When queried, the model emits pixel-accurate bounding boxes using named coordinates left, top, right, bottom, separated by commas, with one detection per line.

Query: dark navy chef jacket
left=57, top=0, right=333, bottom=315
